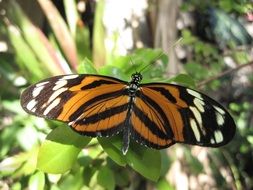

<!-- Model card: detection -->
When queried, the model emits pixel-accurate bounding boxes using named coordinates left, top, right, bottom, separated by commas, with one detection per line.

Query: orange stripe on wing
left=69, top=76, right=122, bottom=91
left=141, top=86, right=187, bottom=141
left=57, top=84, right=126, bottom=121
left=134, top=97, right=166, bottom=134
left=73, top=110, right=127, bottom=132
left=131, top=112, right=173, bottom=147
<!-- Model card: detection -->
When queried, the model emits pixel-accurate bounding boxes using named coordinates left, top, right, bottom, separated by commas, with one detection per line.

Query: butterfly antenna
left=129, top=56, right=138, bottom=73
left=139, top=52, right=164, bottom=73
left=138, top=38, right=182, bottom=73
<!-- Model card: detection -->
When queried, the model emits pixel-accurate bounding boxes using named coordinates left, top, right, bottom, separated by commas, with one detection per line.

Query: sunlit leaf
left=98, top=65, right=129, bottom=81
left=166, top=74, right=196, bottom=87
left=78, top=58, right=98, bottom=74
left=37, top=126, right=91, bottom=173
left=156, top=178, right=174, bottom=190
left=98, top=136, right=127, bottom=166
left=0, top=148, right=38, bottom=177
left=28, top=171, right=45, bottom=190
left=126, top=144, right=161, bottom=181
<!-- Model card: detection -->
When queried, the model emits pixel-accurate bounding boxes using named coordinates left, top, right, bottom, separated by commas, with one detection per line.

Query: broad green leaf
left=28, top=171, right=45, bottom=190
left=98, top=65, right=128, bottom=81
left=156, top=178, right=174, bottom=190
left=78, top=58, right=98, bottom=74
left=37, top=140, right=80, bottom=174
left=100, top=136, right=161, bottom=181
left=98, top=136, right=127, bottom=166
left=58, top=169, right=84, bottom=190
left=126, top=143, right=161, bottom=181
left=97, top=166, right=115, bottom=190
left=166, top=74, right=196, bottom=87
left=37, top=126, right=91, bottom=173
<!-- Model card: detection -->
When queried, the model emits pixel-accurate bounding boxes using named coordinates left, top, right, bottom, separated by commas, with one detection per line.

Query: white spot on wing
left=53, top=80, right=68, bottom=90
left=48, top=88, right=68, bottom=103
left=210, top=138, right=215, bottom=144
left=26, top=99, right=37, bottom=111
left=43, top=98, right=61, bottom=115
left=36, top=81, right=49, bottom=87
left=216, top=112, right=225, bottom=126
left=190, top=118, right=200, bottom=142
left=214, top=130, right=223, bottom=143
left=214, top=106, right=226, bottom=115
left=187, top=89, right=203, bottom=100
left=193, top=98, right=205, bottom=113
left=60, top=75, right=79, bottom=80
left=32, top=86, right=44, bottom=97
left=190, top=106, right=202, bottom=126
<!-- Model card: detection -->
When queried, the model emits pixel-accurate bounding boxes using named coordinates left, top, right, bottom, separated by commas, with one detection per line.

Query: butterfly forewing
left=21, top=74, right=129, bottom=137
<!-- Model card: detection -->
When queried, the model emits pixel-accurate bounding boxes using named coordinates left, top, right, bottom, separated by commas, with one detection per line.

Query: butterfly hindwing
left=21, top=74, right=129, bottom=137
left=130, top=90, right=175, bottom=149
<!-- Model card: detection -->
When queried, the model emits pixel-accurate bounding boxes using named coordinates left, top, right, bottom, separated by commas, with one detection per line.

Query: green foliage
left=37, top=126, right=91, bottom=173
left=0, top=0, right=252, bottom=189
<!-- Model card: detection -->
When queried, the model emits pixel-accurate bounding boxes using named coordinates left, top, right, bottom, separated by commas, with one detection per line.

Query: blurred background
left=0, top=0, right=253, bottom=189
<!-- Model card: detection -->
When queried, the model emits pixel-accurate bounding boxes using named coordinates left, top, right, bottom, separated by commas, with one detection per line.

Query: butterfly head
left=131, top=72, right=142, bottom=85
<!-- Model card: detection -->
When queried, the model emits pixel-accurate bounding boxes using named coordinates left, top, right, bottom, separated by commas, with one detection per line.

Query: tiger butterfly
left=21, top=73, right=236, bottom=154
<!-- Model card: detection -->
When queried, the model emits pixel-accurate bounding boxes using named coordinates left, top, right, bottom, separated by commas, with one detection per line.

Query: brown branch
left=197, top=60, right=253, bottom=88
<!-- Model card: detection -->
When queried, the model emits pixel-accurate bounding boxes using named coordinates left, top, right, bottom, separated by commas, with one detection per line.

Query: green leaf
left=156, top=178, right=174, bottom=190
left=100, top=136, right=161, bottom=181
left=28, top=171, right=45, bottom=190
left=98, top=65, right=129, bottom=81
left=167, top=74, right=196, bottom=87
left=0, top=149, right=37, bottom=177
left=37, top=126, right=91, bottom=173
left=114, top=169, right=130, bottom=187
left=78, top=58, right=98, bottom=74
left=98, top=136, right=127, bottom=166
left=97, top=166, right=115, bottom=190
left=58, top=169, right=84, bottom=190
left=126, top=144, right=161, bottom=181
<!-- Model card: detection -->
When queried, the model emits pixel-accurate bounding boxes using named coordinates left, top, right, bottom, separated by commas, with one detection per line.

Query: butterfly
left=21, top=73, right=236, bottom=154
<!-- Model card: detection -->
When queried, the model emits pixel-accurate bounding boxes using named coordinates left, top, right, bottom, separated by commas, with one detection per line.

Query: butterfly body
left=21, top=73, right=236, bottom=154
